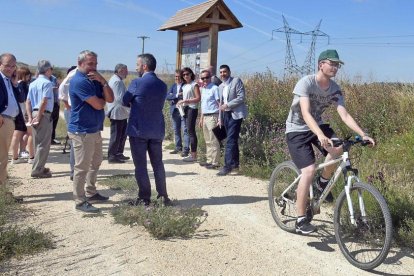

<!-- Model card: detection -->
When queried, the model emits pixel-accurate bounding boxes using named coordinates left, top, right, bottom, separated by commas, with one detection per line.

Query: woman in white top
left=177, top=67, right=201, bottom=162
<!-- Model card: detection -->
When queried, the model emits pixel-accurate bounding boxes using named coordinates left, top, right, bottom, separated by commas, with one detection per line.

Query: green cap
left=318, top=49, right=344, bottom=64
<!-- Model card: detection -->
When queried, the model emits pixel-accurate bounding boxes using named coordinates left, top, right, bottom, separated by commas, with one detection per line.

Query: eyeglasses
left=182, top=72, right=190, bottom=76
left=201, top=76, right=210, bottom=80
left=322, top=61, right=341, bottom=68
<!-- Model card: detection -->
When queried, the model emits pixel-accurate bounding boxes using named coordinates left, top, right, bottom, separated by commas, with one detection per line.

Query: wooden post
left=208, top=8, right=219, bottom=74
left=176, top=31, right=183, bottom=70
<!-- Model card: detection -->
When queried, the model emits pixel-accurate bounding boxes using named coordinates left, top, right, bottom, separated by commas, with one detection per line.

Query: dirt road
left=2, top=127, right=413, bottom=275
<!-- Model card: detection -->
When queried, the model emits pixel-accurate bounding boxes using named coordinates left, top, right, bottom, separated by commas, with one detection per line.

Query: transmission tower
left=302, top=20, right=329, bottom=75
left=272, top=16, right=303, bottom=78
left=272, top=16, right=329, bottom=78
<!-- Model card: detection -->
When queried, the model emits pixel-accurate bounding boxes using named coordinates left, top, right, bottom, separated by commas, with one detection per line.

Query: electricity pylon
left=272, top=16, right=329, bottom=78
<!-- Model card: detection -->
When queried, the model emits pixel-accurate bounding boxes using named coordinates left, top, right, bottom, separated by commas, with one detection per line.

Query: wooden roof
left=158, top=0, right=242, bottom=32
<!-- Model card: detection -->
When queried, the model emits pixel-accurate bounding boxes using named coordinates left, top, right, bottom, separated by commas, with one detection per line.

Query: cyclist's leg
left=297, top=164, right=316, bottom=216
left=286, top=131, right=317, bottom=233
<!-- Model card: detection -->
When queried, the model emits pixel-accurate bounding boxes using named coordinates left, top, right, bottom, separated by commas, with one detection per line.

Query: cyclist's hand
left=363, top=135, right=375, bottom=146
left=318, top=134, right=333, bottom=148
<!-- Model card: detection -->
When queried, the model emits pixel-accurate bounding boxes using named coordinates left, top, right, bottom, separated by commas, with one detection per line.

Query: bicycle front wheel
left=334, top=182, right=393, bottom=270
left=268, top=161, right=300, bottom=233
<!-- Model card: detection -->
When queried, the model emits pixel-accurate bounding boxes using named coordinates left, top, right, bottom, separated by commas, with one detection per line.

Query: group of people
left=0, top=54, right=62, bottom=188
left=166, top=65, right=248, bottom=176
left=1, top=49, right=375, bottom=235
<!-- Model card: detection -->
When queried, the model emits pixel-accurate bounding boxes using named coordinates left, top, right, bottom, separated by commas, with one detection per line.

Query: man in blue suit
left=0, top=53, right=25, bottom=201
left=217, top=64, right=248, bottom=176
left=123, top=53, right=171, bottom=206
left=165, top=69, right=189, bottom=156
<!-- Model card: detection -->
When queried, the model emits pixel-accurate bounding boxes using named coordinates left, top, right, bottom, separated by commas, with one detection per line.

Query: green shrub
left=0, top=226, right=54, bottom=262
left=112, top=203, right=207, bottom=239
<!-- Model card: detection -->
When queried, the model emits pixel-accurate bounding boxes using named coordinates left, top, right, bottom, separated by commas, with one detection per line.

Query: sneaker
left=51, top=139, right=61, bottom=145
left=128, top=197, right=150, bottom=206
left=217, top=167, right=231, bottom=176
left=19, top=150, right=29, bottom=159
left=11, top=158, right=27, bottom=164
left=75, top=201, right=99, bottom=213
left=181, top=151, right=189, bottom=157
left=31, top=171, right=52, bottom=178
left=295, top=217, right=317, bottom=234
left=169, top=149, right=181, bottom=154
left=86, top=193, right=109, bottom=202
left=117, top=154, right=130, bottom=160
left=182, top=156, right=196, bottom=162
left=199, top=162, right=211, bottom=167
left=28, top=158, right=34, bottom=164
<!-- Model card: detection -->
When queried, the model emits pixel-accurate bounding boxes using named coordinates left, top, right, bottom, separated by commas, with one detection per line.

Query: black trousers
left=108, top=119, right=128, bottom=158
left=130, top=136, right=167, bottom=200
left=51, top=102, right=60, bottom=140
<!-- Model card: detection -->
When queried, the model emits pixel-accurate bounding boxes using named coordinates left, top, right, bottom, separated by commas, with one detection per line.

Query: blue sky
left=1, top=0, right=413, bottom=82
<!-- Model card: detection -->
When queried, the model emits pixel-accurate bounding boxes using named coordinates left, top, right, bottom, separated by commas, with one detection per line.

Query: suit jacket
left=219, top=76, right=248, bottom=120
left=0, top=76, right=25, bottom=128
left=123, top=72, right=167, bottom=140
left=165, top=83, right=182, bottom=114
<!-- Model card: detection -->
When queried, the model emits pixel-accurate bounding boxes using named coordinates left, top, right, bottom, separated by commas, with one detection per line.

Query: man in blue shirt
left=68, top=50, right=114, bottom=213
left=199, top=69, right=220, bottom=169
left=26, top=60, right=55, bottom=178
left=123, top=53, right=171, bottom=206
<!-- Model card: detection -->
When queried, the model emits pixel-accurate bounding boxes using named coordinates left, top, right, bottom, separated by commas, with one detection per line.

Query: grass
left=103, top=175, right=207, bottom=239
left=0, top=187, right=54, bottom=262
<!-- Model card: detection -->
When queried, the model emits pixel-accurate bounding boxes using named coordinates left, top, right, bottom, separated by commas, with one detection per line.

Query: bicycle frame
left=281, top=147, right=364, bottom=225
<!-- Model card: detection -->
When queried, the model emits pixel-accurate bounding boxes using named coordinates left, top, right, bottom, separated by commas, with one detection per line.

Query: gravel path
left=2, top=126, right=413, bottom=275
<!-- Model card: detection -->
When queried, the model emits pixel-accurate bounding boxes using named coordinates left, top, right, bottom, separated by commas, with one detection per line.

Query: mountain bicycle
left=268, top=137, right=393, bottom=270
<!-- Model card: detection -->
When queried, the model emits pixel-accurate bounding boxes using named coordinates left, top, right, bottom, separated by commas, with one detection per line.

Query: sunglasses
left=182, top=72, right=191, bottom=76
left=201, top=76, right=210, bottom=80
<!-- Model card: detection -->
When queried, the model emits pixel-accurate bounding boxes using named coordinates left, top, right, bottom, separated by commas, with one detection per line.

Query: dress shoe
left=117, top=154, right=130, bottom=160
left=217, top=167, right=231, bottom=176
left=206, top=164, right=220, bottom=170
left=128, top=197, right=150, bottom=206
left=108, top=157, right=125, bottom=164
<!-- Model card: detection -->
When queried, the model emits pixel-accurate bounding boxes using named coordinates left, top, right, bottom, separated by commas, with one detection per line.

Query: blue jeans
left=129, top=136, right=168, bottom=201
left=64, top=109, right=74, bottom=177
left=223, top=111, right=243, bottom=170
left=171, top=108, right=189, bottom=153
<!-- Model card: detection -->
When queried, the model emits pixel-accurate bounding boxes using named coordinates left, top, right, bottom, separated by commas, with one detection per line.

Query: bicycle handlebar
left=331, top=136, right=372, bottom=148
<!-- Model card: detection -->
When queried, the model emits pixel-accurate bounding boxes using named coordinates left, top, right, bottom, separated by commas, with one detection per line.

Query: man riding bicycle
left=285, top=49, right=375, bottom=234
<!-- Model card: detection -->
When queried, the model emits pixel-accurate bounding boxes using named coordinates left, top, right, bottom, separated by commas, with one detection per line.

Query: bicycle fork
left=344, top=174, right=366, bottom=225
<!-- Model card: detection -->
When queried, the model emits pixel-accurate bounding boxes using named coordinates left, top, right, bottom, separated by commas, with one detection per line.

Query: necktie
left=5, top=78, right=11, bottom=90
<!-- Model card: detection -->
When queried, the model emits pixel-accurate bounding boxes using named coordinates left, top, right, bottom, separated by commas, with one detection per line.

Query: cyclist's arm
left=337, top=105, right=375, bottom=145
left=299, top=97, right=332, bottom=148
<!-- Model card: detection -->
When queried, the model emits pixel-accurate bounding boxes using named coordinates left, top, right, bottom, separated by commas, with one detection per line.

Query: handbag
left=212, top=125, right=227, bottom=141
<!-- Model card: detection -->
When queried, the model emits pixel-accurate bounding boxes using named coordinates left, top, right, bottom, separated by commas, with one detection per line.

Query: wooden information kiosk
left=158, top=0, right=242, bottom=77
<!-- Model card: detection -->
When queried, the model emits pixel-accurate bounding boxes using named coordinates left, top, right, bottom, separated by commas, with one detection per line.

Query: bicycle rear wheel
left=268, top=161, right=300, bottom=233
left=334, top=182, right=393, bottom=270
